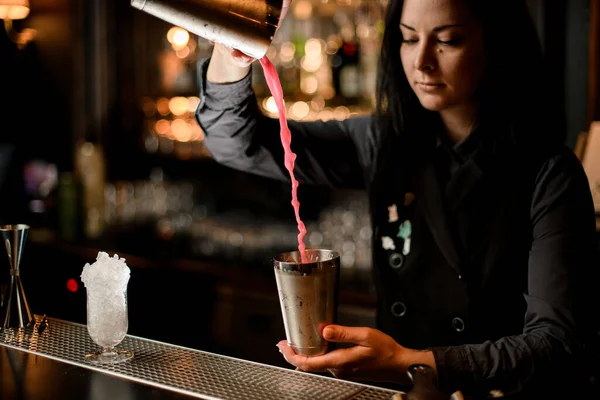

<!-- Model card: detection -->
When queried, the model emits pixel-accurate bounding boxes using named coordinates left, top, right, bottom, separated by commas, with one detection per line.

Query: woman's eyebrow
left=399, top=23, right=464, bottom=32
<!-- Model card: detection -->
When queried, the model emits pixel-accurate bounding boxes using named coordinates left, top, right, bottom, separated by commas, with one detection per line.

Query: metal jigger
left=0, top=224, right=33, bottom=329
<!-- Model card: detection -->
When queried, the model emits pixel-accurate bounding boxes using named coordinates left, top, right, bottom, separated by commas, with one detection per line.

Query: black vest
left=369, top=131, right=537, bottom=350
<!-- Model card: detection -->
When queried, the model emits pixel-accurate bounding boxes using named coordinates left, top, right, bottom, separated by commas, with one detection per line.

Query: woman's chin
left=415, top=95, right=449, bottom=112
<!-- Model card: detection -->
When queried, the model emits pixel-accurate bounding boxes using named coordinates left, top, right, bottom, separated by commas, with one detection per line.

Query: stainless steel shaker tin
left=131, top=0, right=283, bottom=59
left=274, top=249, right=340, bottom=356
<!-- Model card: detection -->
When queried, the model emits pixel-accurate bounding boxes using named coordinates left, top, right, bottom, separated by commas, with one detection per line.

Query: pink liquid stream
left=259, top=56, right=308, bottom=264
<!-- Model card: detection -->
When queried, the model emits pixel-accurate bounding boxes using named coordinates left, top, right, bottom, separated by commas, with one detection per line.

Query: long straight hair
left=374, top=0, right=560, bottom=150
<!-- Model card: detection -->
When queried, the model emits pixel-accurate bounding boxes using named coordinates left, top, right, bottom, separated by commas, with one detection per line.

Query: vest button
left=391, top=302, right=407, bottom=317
left=388, top=253, right=404, bottom=269
left=452, top=317, right=465, bottom=332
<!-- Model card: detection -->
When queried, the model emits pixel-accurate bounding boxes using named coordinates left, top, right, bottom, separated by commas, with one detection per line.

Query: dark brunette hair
left=374, top=0, right=559, bottom=147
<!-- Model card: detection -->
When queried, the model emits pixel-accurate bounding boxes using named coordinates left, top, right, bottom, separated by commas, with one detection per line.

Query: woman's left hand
left=276, top=325, right=435, bottom=384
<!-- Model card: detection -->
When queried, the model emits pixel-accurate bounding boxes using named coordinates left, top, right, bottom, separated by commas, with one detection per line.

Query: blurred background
left=0, top=0, right=598, bottom=368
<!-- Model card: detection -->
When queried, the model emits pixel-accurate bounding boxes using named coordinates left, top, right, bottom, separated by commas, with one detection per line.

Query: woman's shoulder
left=325, top=113, right=379, bottom=147
left=339, top=114, right=375, bottom=132
left=517, top=141, right=590, bottom=195
left=526, top=142, right=582, bottom=174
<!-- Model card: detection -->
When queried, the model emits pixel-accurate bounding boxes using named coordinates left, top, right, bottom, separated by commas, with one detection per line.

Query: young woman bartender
left=195, top=0, right=600, bottom=397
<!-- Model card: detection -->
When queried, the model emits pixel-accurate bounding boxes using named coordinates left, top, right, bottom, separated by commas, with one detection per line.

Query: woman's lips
left=417, top=82, right=445, bottom=92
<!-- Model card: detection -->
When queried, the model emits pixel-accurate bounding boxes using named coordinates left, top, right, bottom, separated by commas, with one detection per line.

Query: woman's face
left=400, top=0, right=486, bottom=113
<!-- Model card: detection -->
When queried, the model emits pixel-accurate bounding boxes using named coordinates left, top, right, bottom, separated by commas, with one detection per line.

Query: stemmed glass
left=84, top=284, right=133, bottom=364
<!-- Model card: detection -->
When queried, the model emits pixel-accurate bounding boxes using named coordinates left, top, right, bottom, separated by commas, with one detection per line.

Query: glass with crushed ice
left=81, top=251, right=133, bottom=364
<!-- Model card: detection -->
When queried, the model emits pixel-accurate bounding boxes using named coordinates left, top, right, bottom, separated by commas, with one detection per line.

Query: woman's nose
left=414, top=41, right=436, bottom=72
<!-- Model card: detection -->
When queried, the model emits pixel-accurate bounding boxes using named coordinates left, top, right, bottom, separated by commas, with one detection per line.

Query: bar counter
left=0, top=316, right=399, bottom=400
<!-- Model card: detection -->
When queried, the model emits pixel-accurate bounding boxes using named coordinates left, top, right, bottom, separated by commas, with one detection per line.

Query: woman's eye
left=402, top=38, right=418, bottom=44
left=438, top=38, right=462, bottom=46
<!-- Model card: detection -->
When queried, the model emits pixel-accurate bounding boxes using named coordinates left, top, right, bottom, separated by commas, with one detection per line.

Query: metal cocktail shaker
left=130, top=0, right=283, bottom=59
left=274, top=249, right=340, bottom=357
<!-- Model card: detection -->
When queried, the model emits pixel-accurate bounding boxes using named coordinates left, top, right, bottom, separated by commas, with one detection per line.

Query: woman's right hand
left=207, top=0, right=291, bottom=82
left=213, top=43, right=256, bottom=68
left=206, top=42, right=253, bottom=83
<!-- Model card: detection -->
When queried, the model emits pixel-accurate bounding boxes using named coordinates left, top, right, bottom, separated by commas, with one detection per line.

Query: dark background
left=0, top=0, right=598, bottom=370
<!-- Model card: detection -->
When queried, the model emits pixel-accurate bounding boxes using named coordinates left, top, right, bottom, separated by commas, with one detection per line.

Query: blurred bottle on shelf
left=57, top=172, right=82, bottom=241
left=22, top=159, right=58, bottom=237
left=331, top=9, right=360, bottom=101
left=356, top=1, right=385, bottom=103
left=75, top=142, right=106, bottom=239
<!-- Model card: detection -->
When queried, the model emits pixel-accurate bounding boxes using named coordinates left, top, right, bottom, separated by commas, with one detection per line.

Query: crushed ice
left=81, top=251, right=130, bottom=290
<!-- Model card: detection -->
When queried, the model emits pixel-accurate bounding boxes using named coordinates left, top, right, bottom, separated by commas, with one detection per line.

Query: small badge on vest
left=387, top=204, right=399, bottom=223
left=381, top=236, right=396, bottom=251
left=397, top=220, right=412, bottom=255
